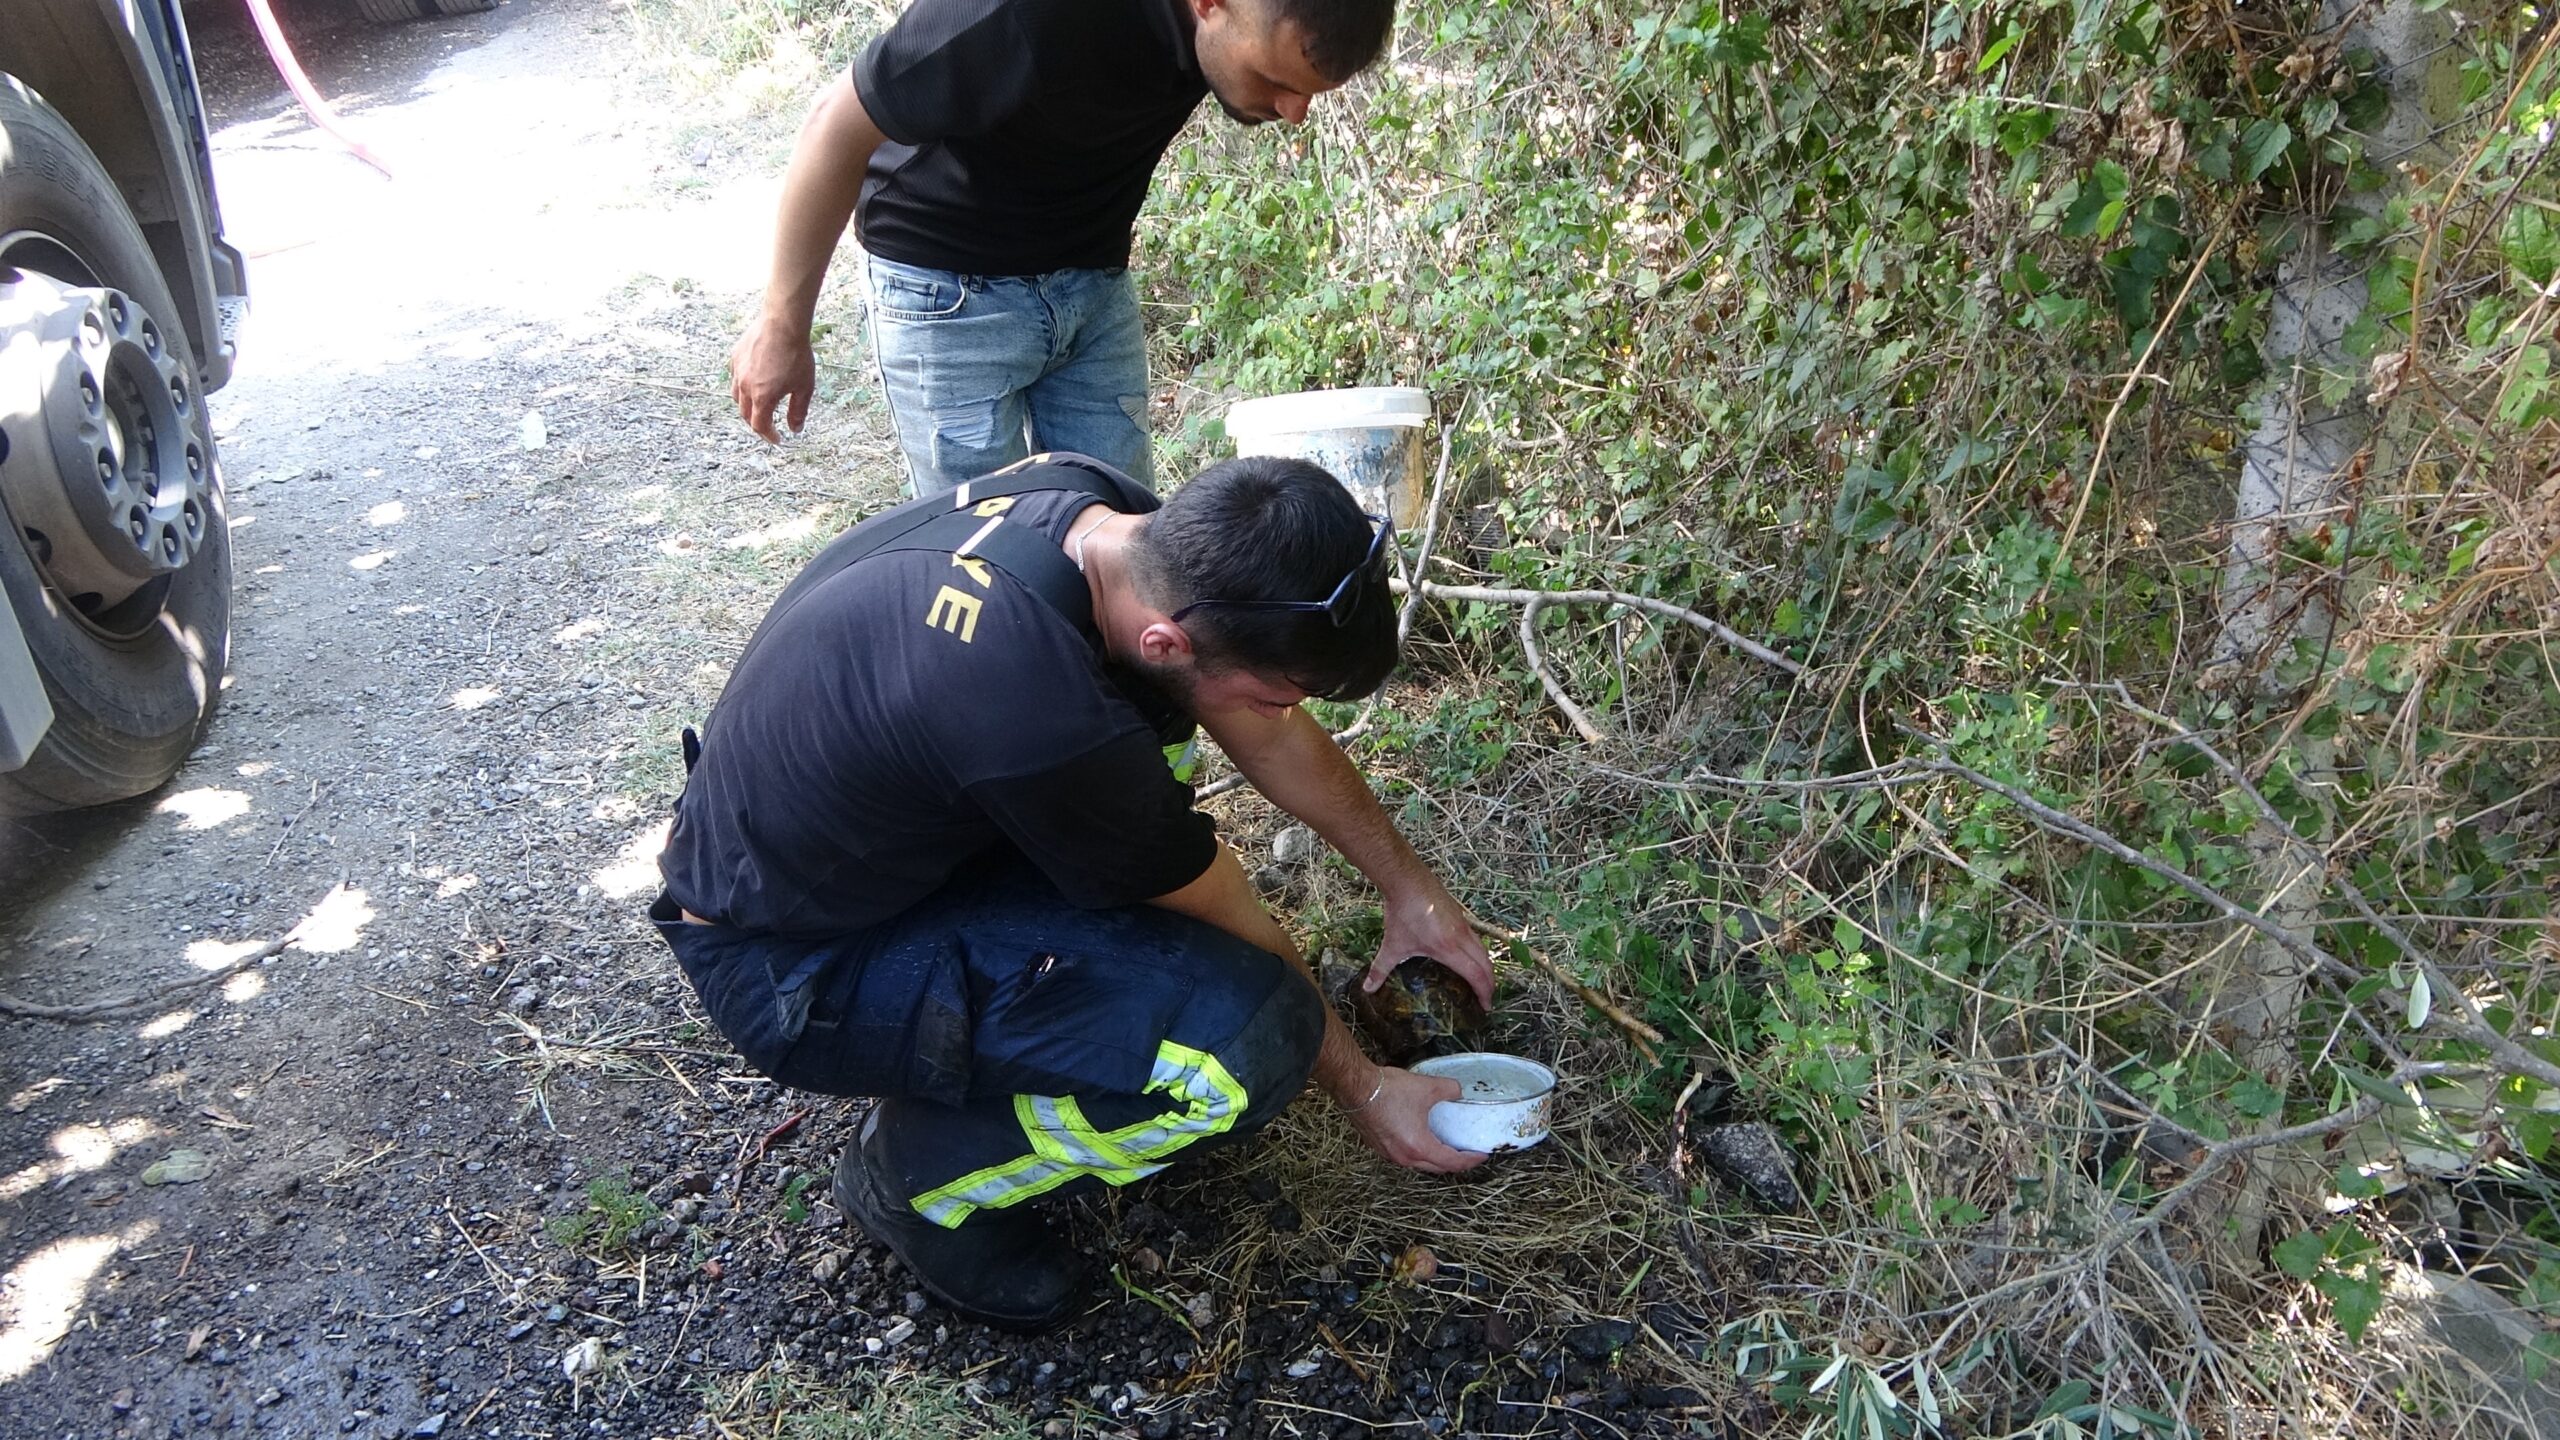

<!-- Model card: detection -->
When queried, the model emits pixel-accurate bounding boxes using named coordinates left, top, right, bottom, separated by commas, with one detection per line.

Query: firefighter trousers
left=652, top=854, right=1325, bottom=1228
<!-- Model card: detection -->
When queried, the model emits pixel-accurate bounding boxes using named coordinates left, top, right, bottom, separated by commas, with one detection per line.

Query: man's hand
left=1370, top=878, right=1494, bottom=1008
left=731, top=75, right=883, bottom=444
left=731, top=317, right=818, bottom=444
left=1345, top=1067, right=1486, bottom=1173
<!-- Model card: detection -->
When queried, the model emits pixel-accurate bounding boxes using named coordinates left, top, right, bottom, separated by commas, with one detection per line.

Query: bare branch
left=1397, top=579, right=1805, bottom=676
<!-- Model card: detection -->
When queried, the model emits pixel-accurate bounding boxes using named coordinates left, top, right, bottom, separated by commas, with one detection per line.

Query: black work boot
left=832, top=1112, right=1086, bottom=1332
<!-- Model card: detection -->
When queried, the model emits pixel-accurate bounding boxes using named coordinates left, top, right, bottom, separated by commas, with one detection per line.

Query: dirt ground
left=0, top=2, right=1747, bottom=1435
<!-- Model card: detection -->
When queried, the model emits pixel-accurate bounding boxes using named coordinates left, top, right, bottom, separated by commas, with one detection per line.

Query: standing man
left=655, top=452, right=1490, bottom=1330
left=727, top=0, right=1395, bottom=492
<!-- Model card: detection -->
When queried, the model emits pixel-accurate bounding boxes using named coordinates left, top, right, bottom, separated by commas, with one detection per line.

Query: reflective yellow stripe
left=906, top=1042, right=1249, bottom=1229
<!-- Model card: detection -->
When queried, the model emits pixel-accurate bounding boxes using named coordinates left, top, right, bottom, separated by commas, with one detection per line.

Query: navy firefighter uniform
left=653, top=455, right=1324, bottom=1232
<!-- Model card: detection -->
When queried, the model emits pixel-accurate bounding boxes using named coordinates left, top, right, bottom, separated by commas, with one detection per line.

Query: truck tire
left=354, top=0, right=499, bottom=22
left=0, top=79, right=231, bottom=815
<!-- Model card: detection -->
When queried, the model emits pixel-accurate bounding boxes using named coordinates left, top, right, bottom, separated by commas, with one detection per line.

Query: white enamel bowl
left=1410, top=1052, right=1557, bottom=1153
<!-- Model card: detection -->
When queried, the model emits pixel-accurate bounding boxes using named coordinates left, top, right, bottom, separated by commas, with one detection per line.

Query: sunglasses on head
left=1168, top=513, right=1393, bottom=628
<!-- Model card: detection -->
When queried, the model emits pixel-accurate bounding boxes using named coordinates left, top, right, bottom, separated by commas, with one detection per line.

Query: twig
left=1470, top=917, right=1665, bottom=1062
left=1399, top=396, right=1471, bottom=649
left=1315, top=1319, right=1376, bottom=1388
left=0, top=887, right=341, bottom=1021
left=2037, top=219, right=2226, bottom=608
left=2087, top=684, right=2560, bottom=1093
left=1919, top=1085, right=2396, bottom=1357
left=753, top=1108, right=809, bottom=1162
left=1397, top=579, right=1802, bottom=675
left=1522, top=594, right=1606, bottom=743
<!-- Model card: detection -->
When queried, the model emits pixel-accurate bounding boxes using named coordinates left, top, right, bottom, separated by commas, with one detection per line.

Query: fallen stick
left=0, top=889, right=339, bottom=1022
left=1395, top=578, right=1803, bottom=677
left=1520, top=593, right=1605, bottom=744
left=1471, top=917, right=1665, bottom=1063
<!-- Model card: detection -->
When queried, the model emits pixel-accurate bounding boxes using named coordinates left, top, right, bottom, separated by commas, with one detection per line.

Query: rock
left=506, top=1320, right=537, bottom=1342
left=2383, top=1269, right=2560, bottom=1437
left=811, top=1252, right=846, bottom=1284
left=881, top=1317, right=917, bottom=1347
left=518, top=411, right=548, bottom=450
left=1696, top=1122, right=1804, bottom=1211
left=412, top=1416, right=447, bottom=1438
left=902, top=1290, right=927, bottom=1316
left=1563, top=1320, right=1633, bottom=1360
left=1284, top=1353, right=1324, bottom=1379
left=560, top=1336, right=605, bottom=1382
left=507, top=986, right=543, bottom=1016
left=141, top=1149, right=213, bottom=1186
left=1267, top=1199, right=1301, bottom=1233
left=1249, top=864, right=1295, bottom=898
left=1183, top=1291, right=1219, bottom=1330
left=1272, top=825, right=1319, bottom=866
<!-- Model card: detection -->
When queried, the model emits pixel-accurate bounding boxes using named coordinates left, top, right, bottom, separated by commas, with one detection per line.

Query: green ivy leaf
left=2273, top=1229, right=2328, bottom=1280
left=2240, top=119, right=2293, bottom=182
left=2229, top=1076, right=2286, bottom=1118
left=2318, top=1269, right=2385, bottom=1343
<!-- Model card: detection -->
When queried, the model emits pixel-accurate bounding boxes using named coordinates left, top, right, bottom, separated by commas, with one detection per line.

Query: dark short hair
left=1271, top=0, right=1397, bottom=82
left=1132, top=456, right=1399, bottom=701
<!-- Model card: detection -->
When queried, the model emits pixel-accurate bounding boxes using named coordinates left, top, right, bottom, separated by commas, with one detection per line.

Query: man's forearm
left=761, top=77, right=885, bottom=330
left=1209, top=709, right=1438, bottom=901
left=1146, top=841, right=1380, bottom=1104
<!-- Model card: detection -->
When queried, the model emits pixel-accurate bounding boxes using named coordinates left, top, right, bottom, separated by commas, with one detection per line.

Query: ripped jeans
left=651, top=855, right=1324, bottom=1228
left=863, top=256, right=1154, bottom=497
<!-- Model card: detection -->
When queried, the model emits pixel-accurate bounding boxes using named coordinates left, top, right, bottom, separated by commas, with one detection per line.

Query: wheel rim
left=0, top=250, right=206, bottom=642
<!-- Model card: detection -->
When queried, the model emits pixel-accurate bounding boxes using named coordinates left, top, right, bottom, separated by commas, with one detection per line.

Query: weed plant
left=1140, top=0, right=2560, bottom=1434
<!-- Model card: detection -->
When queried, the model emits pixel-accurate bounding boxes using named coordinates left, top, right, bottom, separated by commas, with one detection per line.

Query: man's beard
left=1210, top=92, right=1269, bottom=126
left=1108, top=654, right=1197, bottom=727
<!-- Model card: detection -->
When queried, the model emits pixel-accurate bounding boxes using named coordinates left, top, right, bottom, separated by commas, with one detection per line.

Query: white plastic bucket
left=1224, top=386, right=1433, bottom=527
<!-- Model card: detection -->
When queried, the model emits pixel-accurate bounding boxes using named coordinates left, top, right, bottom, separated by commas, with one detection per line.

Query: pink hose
left=241, top=0, right=395, bottom=179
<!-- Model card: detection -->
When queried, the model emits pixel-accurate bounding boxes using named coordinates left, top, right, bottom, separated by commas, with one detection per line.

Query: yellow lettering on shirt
left=950, top=552, right=992, bottom=587
left=973, top=496, right=1018, bottom=518
left=925, top=586, right=984, bottom=643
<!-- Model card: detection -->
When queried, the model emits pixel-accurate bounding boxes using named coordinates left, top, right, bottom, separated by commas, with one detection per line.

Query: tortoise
left=1347, top=956, right=1489, bottom=1065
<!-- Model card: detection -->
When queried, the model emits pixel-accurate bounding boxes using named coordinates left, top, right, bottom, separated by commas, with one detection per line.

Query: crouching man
left=652, top=452, right=1491, bottom=1330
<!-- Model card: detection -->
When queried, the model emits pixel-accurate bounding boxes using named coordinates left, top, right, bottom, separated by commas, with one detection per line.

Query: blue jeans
left=863, top=256, right=1154, bottom=496
left=652, top=855, right=1323, bottom=1227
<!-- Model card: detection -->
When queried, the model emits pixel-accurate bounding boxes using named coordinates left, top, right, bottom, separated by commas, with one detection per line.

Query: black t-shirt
left=660, top=476, right=1216, bottom=938
left=852, top=0, right=1208, bottom=275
